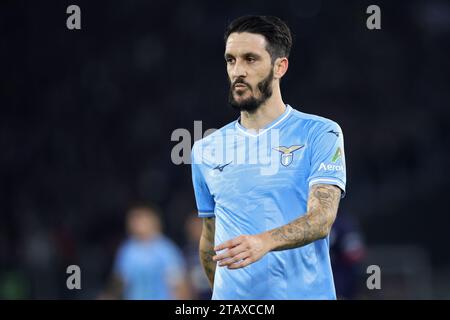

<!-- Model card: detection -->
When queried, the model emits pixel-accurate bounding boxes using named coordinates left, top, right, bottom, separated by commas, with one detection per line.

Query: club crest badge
left=273, top=145, right=305, bottom=166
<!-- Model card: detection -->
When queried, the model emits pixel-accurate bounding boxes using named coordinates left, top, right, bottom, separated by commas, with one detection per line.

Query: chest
left=203, top=133, right=311, bottom=196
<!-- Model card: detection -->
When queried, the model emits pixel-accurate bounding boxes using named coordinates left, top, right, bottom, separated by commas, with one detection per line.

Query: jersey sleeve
left=191, top=141, right=215, bottom=217
left=307, top=121, right=347, bottom=197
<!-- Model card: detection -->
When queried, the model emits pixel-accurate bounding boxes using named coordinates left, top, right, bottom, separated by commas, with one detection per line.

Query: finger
left=214, top=240, right=233, bottom=252
left=228, top=257, right=253, bottom=270
left=215, top=245, right=247, bottom=264
left=219, top=251, right=250, bottom=267
left=214, top=237, right=241, bottom=251
left=213, top=244, right=246, bottom=262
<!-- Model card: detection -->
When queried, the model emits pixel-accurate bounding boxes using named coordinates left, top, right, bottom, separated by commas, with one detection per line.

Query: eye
left=246, top=56, right=256, bottom=63
left=225, top=57, right=235, bottom=64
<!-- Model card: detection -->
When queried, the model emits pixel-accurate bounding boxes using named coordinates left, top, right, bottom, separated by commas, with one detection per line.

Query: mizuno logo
left=327, top=130, right=340, bottom=137
left=213, top=161, right=232, bottom=172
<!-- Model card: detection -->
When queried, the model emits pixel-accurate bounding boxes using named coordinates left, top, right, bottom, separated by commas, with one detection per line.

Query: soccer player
left=191, top=16, right=346, bottom=299
left=104, top=203, right=190, bottom=299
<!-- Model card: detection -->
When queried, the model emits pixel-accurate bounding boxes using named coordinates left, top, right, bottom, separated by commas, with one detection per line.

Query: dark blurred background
left=1, top=0, right=449, bottom=299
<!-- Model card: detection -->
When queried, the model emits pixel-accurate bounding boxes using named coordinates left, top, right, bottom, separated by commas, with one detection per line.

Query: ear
left=273, top=57, right=289, bottom=79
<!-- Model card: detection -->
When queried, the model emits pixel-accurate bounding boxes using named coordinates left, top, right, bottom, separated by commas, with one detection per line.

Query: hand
left=213, top=234, right=271, bottom=269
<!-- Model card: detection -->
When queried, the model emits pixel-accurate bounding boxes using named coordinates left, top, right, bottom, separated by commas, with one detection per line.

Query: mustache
left=232, top=79, right=251, bottom=89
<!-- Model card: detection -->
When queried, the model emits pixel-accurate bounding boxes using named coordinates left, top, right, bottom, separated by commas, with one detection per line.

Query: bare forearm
left=265, top=184, right=341, bottom=251
left=199, top=217, right=216, bottom=289
left=266, top=210, right=332, bottom=251
left=172, top=279, right=192, bottom=300
left=199, top=236, right=216, bottom=288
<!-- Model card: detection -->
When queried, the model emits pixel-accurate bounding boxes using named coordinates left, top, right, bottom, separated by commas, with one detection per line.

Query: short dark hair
left=224, top=15, right=293, bottom=62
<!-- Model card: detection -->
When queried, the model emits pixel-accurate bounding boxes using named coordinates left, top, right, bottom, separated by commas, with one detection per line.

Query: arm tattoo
left=199, top=217, right=216, bottom=289
left=269, top=184, right=341, bottom=251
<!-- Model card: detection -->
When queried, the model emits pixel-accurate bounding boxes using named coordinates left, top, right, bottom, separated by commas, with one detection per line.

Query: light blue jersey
left=191, top=105, right=346, bottom=300
left=114, top=235, right=186, bottom=300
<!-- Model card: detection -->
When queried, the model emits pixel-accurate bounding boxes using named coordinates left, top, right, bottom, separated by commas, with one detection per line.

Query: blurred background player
left=330, top=210, right=366, bottom=299
left=101, top=203, right=191, bottom=299
left=183, top=212, right=212, bottom=300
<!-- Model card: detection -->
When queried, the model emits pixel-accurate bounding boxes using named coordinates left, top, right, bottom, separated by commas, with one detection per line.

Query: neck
left=135, top=231, right=159, bottom=242
left=240, top=86, right=286, bottom=131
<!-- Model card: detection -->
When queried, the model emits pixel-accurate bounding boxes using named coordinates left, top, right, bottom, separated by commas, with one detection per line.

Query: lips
left=234, top=83, right=248, bottom=89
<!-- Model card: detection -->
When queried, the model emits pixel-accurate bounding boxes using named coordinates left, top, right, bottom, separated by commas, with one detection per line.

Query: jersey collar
left=235, top=104, right=292, bottom=137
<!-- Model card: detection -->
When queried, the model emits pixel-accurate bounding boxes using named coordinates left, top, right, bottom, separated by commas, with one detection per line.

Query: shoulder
left=158, top=236, right=180, bottom=251
left=116, top=239, right=134, bottom=258
left=289, top=106, right=343, bottom=137
left=290, top=107, right=341, bottom=130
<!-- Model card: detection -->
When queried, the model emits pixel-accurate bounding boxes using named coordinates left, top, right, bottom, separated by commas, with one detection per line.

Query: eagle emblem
left=273, top=145, right=305, bottom=166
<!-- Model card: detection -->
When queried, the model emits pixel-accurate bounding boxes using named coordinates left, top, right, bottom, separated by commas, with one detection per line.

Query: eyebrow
left=224, top=52, right=262, bottom=59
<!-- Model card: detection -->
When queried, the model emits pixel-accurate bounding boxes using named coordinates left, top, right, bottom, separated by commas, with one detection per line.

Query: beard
left=228, top=69, right=274, bottom=113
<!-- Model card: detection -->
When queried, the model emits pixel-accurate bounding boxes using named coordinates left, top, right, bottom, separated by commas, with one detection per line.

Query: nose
left=230, top=59, right=247, bottom=80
